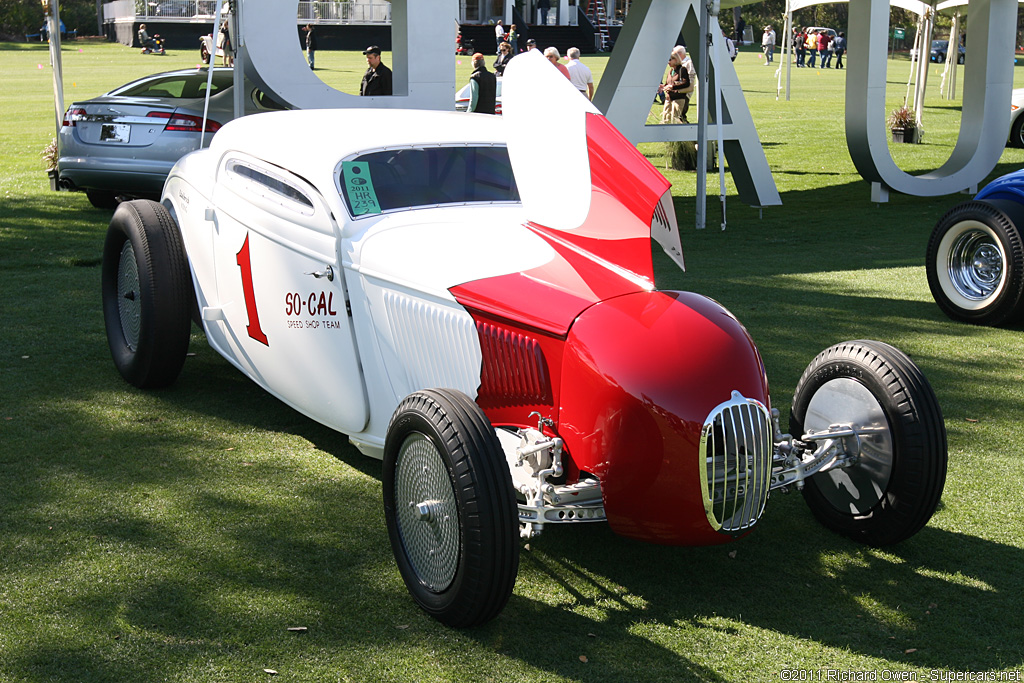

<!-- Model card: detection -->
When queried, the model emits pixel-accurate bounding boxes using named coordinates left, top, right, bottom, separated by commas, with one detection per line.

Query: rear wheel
left=86, top=189, right=119, bottom=210
left=926, top=199, right=1024, bottom=326
left=101, top=200, right=192, bottom=388
left=1010, top=115, right=1024, bottom=148
left=790, top=340, right=947, bottom=546
left=383, top=389, right=519, bottom=628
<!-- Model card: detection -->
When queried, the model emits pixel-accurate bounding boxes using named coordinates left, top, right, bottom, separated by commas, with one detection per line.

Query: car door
left=206, top=153, right=368, bottom=434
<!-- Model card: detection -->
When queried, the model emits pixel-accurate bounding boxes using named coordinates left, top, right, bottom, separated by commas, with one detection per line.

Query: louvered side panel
left=383, top=292, right=482, bottom=398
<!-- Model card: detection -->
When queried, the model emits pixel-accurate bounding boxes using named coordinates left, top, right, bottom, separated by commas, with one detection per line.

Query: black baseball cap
left=526, top=38, right=536, bottom=45
left=362, top=45, right=381, bottom=55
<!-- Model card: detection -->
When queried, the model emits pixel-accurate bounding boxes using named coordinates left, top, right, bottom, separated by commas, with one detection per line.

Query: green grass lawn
left=1, top=38, right=1023, bottom=683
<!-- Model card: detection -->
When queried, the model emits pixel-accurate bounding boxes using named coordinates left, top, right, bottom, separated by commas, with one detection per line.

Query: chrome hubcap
left=117, top=241, right=141, bottom=351
left=394, top=433, right=459, bottom=592
left=947, top=227, right=1004, bottom=301
left=804, top=378, right=893, bottom=515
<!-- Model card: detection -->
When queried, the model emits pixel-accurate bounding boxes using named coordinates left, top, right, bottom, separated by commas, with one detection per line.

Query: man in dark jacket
left=466, top=52, right=497, bottom=114
left=360, top=45, right=393, bottom=96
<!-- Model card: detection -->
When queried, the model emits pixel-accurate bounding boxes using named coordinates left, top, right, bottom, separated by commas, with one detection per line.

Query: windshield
left=340, top=145, right=519, bottom=216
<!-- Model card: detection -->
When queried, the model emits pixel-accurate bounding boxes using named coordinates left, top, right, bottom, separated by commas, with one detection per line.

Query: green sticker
left=342, top=161, right=382, bottom=216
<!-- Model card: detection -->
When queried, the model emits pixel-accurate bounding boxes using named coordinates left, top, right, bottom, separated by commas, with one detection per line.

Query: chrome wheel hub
left=394, top=433, right=459, bottom=592
left=947, top=227, right=1004, bottom=301
left=803, top=378, right=893, bottom=515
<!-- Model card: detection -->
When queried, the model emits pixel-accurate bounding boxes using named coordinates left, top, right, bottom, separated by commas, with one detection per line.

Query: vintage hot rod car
left=102, top=52, right=948, bottom=627
left=926, top=168, right=1024, bottom=326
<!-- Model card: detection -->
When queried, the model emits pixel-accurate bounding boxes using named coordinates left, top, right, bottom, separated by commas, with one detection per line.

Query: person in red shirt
left=544, top=47, right=572, bottom=80
left=818, top=31, right=832, bottom=68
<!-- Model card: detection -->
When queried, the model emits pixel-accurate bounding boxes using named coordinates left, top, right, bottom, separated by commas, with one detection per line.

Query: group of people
left=791, top=27, right=847, bottom=69
left=760, top=24, right=847, bottom=69
left=463, top=41, right=595, bottom=115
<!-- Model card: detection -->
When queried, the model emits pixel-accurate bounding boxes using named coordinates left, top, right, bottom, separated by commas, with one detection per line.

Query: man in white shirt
left=761, top=25, right=776, bottom=64
left=564, top=47, right=594, bottom=100
left=494, top=20, right=505, bottom=54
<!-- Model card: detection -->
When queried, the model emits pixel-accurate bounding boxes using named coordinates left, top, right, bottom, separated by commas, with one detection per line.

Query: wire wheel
left=393, top=433, right=461, bottom=592
left=383, top=389, right=519, bottom=628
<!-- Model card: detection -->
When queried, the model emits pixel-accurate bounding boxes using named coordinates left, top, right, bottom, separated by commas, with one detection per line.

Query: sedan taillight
left=62, top=107, right=86, bottom=127
left=147, top=111, right=222, bottom=133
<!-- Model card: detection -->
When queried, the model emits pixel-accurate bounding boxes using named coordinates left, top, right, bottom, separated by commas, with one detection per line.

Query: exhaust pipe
left=57, top=177, right=76, bottom=191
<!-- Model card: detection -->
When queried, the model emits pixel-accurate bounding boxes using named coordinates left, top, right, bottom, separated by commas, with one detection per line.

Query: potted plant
left=41, top=138, right=59, bottom=190
left=888, top=106, right=921, bottom=144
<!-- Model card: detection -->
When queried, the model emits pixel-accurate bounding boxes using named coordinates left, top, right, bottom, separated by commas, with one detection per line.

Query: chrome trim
left=699, top=391, right=773, bottom=534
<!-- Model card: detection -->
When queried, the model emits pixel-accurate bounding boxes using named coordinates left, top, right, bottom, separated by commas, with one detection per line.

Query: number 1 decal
left=236, top=233, right=270, bottom=346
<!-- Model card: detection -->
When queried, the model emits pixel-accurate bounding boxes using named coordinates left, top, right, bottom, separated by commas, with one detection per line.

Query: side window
left=226, top=159, right=315, bottom=215
left=339, top=146, right=519, bottom=217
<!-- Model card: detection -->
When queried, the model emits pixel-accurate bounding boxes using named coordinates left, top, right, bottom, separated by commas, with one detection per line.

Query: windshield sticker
left=342, top=161, right=381, bottom=216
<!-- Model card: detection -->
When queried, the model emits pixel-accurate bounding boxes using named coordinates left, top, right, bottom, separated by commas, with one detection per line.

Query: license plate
left=99, top=123, right=130, bottom=143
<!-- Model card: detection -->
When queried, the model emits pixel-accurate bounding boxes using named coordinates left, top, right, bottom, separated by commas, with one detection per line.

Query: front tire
left=1010, top=114, right=1024, bottom=148
left=790, top=341, right=947, bottom=546
left=926, top=199, right=1024, bottom=326
left=101, top=200, right=192, bottom=388
left=383, top=389, right=519, bottom=628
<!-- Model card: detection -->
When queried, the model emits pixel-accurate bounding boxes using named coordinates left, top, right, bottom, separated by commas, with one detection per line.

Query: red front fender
left=558, top=290, right=771, bottom=545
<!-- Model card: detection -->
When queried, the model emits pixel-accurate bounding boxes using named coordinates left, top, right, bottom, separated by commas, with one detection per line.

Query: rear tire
left=926, top=199, right=1024, bottom=326
left=790, top=340, right=947, bottom=546
left=383, top=389, right=519, bottom=628
left=87, top=189, right=119, bottom=210
left=1010, top=115, right=1024, bottom=148
left=101, top=200, right=192, bottom=388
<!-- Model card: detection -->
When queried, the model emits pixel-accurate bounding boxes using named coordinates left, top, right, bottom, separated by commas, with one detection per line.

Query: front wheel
left=926, top=199, right=1024, bottom=326
left=101, top=199, right=192, bottom=388
left=383, top=389, right=519, bottom=628
left=790, top=340, right=947, bottom=546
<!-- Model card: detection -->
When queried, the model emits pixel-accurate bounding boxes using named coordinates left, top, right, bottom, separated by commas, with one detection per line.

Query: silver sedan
left=57, top=68, right=285, bottom=208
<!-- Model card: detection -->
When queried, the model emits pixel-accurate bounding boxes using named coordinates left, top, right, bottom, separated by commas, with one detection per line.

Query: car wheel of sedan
left=101, top=199, right=192, bottom=389
left=87, top=189, right=119, bottom=210
left=926, top=199, right=1024, bottom=326
left=1010, top=116, right=1024, bottom=148
left=790, top=340, right=947, bottom=546
left=383, top=389, right=519, bottom=628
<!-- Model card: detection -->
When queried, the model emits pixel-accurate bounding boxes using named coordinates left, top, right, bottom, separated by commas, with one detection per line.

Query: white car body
left=101, top=50, right=947, bottom=627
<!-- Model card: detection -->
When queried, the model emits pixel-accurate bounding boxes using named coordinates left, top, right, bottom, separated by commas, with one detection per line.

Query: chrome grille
left=699, top=391, right=772, bottom=534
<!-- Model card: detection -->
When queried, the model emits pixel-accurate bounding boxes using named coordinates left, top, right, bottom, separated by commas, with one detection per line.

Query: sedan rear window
left=340, top=145, right=519, bottom=217
left=111, top=71, right=234, bottom=99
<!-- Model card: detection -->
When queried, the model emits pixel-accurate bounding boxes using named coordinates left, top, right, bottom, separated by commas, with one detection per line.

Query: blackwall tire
left=790, top=340, right=947, bottom=546
left=1010, top=115, right=1024, bottom=148
left=926, top=199, right=1024, bottom=326
left=101, top=199, right=192, bottom=389
left=383, top=389, right=519, bottom=628
left=87, top=189, right=119, bottom=210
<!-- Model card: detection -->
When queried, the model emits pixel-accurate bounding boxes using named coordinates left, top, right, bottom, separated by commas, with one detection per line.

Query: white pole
left=201, top=0, right=226, bottom=149
left=44, top=0, right=65, bottom=136
left=712, top=11, right=727, bottom=229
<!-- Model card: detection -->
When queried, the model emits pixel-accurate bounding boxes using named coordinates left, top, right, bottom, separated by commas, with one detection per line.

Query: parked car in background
left=926, top=169, right=1024, bottom=326
left=455, top=77, right=503, bottom=113
left=1008, top=88, right=1024, bottom=147
left=56, top=68, right=285, bottom=208
left=930, top=39, right=965, bottom=63
left=101, top=51, right=948, bottom=628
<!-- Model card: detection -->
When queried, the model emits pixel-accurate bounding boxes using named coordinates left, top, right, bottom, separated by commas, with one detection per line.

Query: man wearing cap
left=525, top=38, right=537, bottom=51
left=465, top=53, right=497, bottom=114
left=360, top=46, right=393, bottom=96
